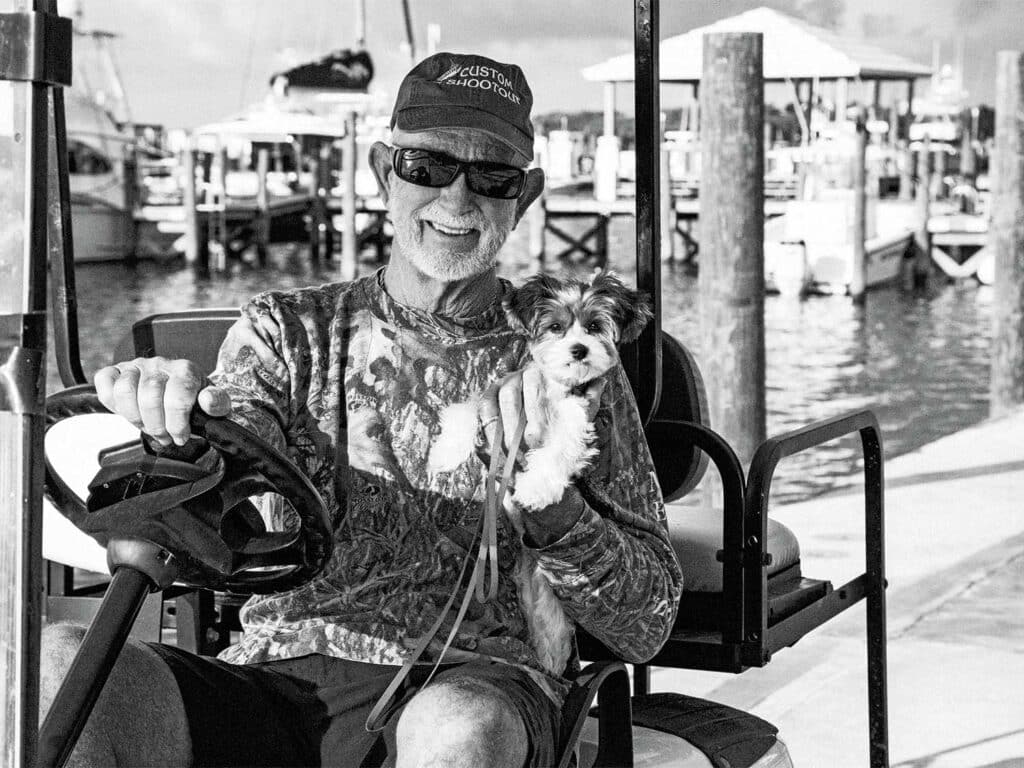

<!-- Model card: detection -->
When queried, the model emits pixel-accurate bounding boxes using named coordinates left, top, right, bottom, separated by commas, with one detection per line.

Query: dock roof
left=582, top=6, right=932, bottom=84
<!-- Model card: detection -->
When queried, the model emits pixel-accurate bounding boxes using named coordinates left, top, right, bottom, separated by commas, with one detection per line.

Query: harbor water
left=48, top=216, right=994, bottom=505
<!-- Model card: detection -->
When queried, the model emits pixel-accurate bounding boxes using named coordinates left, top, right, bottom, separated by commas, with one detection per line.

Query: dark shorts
left=146, top=644, right=561, bottom=768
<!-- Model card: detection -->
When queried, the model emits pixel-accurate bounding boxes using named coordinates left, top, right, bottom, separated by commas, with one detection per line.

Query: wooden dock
left=537, top=194, right=790, bottom=267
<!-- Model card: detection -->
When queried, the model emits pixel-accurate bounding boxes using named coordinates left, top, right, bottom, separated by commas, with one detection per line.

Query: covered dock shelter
left=582, top=6, right=933, bottom=137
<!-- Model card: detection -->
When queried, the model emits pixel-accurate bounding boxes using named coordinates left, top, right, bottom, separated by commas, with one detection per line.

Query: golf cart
left=0, top=1, right=888, bottom=766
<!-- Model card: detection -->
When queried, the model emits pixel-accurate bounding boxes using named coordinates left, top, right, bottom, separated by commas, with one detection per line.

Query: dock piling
left=910, top=140, right=932, bottom=289
left=990, top=50, right=1024, bottom=416
left=339, top=112, right=358, bottom=282
left=898, top=140, right=914, bottom=201
left=698, top=31, right=766, bottom=469
left=852, top=115, right=868, bottom=303
left=255, top=149, right=270, bottom=265
left=659, top=143, right=674, bottom=262
left=182, top=147, right=208, bottom=270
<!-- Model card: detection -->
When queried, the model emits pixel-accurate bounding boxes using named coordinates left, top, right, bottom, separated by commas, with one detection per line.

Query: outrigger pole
left=626, top=0, right=663, bottom=424
left=0, top=0, right=72, bottom=764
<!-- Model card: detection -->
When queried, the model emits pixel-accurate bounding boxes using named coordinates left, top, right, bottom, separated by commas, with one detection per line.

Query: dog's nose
left=570, top=344, right=588, bottom=360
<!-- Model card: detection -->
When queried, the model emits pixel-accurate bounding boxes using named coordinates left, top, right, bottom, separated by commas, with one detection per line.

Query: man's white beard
left=393, top=203, right=514, bottom=282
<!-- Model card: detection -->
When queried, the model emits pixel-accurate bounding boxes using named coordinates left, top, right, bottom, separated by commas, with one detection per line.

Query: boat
left=65, top=86, right=137, bottom=262
left=765, top=194, right=917, bottom=296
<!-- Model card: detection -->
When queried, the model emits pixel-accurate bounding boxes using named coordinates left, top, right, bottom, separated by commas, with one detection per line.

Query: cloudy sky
left=63, top=0, right=1022, bottom=129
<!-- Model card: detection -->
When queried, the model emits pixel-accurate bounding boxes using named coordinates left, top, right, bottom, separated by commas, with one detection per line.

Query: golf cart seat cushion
left=669, top=507, right=800, bottom=593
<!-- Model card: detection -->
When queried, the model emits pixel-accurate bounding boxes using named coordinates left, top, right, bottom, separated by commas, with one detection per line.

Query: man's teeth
left=428, top=221, right=473, bottom=236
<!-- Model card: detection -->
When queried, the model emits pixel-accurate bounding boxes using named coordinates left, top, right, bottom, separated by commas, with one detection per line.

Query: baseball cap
left=391, top=52, right=534, bottom=164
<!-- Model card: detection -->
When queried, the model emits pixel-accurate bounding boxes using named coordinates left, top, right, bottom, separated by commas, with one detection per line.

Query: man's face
left=383, top=128, right=523, bottom=282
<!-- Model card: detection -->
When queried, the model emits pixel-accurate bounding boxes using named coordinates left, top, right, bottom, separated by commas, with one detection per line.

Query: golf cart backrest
left=112, top=309, right=241, bottom=378
left=113, top=310, right=711, bottom=503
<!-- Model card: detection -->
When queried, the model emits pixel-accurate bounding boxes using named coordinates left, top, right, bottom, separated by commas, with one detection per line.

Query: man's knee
left=39, top=623, right=191, bottom=766
left=396, top=677, right=529, bottom=768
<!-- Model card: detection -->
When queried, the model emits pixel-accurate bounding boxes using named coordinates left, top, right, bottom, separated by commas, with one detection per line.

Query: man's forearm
left=526, top=499, right=682, bottom=663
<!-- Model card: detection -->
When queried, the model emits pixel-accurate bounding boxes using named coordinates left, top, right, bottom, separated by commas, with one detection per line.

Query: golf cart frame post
left=0, top=1, right=72, bottom=764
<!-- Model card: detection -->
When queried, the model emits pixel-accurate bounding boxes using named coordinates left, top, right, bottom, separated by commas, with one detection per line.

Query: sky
left=59, top=0, right=1024, bottom=130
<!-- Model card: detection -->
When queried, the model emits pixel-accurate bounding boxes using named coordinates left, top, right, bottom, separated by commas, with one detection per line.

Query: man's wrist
left=519, top=485, right=587, bottom=549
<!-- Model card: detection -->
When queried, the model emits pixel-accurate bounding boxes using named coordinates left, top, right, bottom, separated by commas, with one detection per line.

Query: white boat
left=765, top=195, right=917, bottom=296
left=66, top=88, right=136, bottom=262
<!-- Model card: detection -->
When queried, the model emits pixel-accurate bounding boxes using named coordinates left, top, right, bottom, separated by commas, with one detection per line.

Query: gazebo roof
left=582, top=6, right=932, bottom=84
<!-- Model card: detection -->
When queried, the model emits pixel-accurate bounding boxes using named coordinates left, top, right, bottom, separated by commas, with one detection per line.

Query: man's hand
left=94, top=357, right=231, bottom=447
left=478, top=370, right=605, bottom=547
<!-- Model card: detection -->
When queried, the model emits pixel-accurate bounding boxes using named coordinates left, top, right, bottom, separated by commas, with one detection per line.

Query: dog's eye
left=547, top=322, right=563, bottom=333
left=586, top=321, right=602, bottom=333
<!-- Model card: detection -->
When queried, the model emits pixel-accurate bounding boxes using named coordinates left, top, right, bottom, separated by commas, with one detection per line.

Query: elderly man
left=41, top=53, right=682, bottom=768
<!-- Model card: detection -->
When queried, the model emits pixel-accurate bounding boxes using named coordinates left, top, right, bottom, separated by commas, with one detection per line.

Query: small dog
left=428, top=271, right=652, bottom=675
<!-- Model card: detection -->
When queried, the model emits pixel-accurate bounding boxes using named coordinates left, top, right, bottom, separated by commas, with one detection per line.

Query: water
left=48, top=219, right=995, bottom=505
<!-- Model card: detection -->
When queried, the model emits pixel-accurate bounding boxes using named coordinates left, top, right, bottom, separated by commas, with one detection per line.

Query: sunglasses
left=391, top=147, right=527, bottom=200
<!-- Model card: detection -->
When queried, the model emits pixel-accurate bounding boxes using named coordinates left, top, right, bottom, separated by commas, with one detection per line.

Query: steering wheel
left=43, top=384, right=333, bottom=594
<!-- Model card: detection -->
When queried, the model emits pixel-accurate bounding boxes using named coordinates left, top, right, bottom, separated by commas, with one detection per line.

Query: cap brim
left=394, top=105, right=533, bottom=164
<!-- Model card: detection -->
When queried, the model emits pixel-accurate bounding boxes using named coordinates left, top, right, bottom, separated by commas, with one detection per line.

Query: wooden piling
left=931, top=147, right=947, bottom=200
left=211, top=148, right=228, bottom=271
left=851, top=116, right=868, bottom=303
left=182, top=147, right=207, bottom=270
left=255, top=149, right=270, bottom=265
left=698, top=32, right=766, bottom=467
left=309, top=142, right=332, bottom=263
left=122, top=150, right=139, bottom=264
left=911, top=140, right=933, bottom=288
left=898, top=140, right=914, bottom=201
left=659, top=144, right=674, bottom=262
left=340, top=112, right=358, bottom=282
left=528, top=196, right=546, bottom=268
left=990, top=50, right=1024, bottom=416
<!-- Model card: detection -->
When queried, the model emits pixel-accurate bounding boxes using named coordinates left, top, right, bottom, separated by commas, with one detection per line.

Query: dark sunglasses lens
left=397, top=150, right=458, bottom=188
left=465, top=165, right=525, bottom=199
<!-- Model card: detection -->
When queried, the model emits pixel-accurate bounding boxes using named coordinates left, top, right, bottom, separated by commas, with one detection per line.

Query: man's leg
left=394, top=676, right=529, bottom=768
left=40, top=622, right=192, bottom=767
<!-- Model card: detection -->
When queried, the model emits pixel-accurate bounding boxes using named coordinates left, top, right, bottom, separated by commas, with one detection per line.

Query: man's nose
left=570, top=344, right=588, bottom=360
left=437, top=171, right=474, bottom=211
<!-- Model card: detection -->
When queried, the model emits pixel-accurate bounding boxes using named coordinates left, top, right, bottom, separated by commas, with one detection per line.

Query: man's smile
left=422, top=219, right=479, bottom=241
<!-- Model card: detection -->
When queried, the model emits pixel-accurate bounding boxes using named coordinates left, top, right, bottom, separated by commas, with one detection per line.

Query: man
left=41, top=53, right=682, bottom=768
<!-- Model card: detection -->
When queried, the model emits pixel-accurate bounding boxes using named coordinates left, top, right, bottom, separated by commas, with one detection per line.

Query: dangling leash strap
left=365, top=412, right=527, bottom=732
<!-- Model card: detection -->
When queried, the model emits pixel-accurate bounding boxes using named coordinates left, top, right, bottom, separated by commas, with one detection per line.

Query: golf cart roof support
left=627, top=0, right=663, bottom=424
left=0, top=1, right=62, bottom=764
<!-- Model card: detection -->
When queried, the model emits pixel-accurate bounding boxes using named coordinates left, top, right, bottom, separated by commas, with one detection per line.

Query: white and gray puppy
left=428, top=270, right=651, bottom=674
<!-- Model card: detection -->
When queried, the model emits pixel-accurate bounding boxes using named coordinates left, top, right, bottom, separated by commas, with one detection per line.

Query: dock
left=653, top=407, right=1024, bottom=767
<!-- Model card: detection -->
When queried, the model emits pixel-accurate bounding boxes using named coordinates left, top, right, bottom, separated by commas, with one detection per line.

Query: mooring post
left=699, top=31, right=766, bottom=469
left=308, top=142, right=332, bottom=263
left=852, top=115, right=868, bottom=303
left=659, top=142, right=674, bottom=262
left=528, top=194, right=546, bottom=269
left=991, top=50, right=1024, bottom=416
left=340, top=111, right=358, bottom=282
left=182, top=147, right=207, bottom=270
left=898, top=139, right=914, bottom=201
left=122, top=148, right=138, bottom=263
left=931, top=145, right=947, bottom=200
left=255, top=148, right=270, bottom=265
left=910, top=139, right=932, bottom=288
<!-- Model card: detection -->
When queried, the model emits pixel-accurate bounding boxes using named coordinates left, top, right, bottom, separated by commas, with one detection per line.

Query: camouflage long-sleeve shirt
left=213, top=269, right=681, bottom=702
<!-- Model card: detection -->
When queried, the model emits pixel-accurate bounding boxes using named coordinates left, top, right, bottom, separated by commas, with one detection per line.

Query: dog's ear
left=590, top=271, right=654, bottom=344
left=504, top=274, right=559, bottom=335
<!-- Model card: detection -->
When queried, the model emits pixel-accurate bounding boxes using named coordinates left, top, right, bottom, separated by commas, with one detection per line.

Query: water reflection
left=48, top=219, right=993, bottom=504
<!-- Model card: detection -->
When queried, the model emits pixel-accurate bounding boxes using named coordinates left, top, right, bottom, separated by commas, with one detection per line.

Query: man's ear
left=368, top=141, right=393, bottom=205
left=512, top=167, right=545, bottom=228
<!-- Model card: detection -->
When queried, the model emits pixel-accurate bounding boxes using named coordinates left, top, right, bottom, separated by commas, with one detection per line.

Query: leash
left=365, top=412, right=527, bottom=732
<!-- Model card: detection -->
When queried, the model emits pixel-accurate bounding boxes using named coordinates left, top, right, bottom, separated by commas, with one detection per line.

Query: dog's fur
left=428, top=271, right=652, bottom=675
